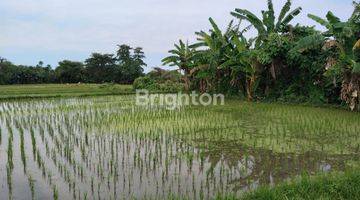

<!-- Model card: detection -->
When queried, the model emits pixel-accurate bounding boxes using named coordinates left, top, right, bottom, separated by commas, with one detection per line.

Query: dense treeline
left=0, top=44, right=146, bottom=85
left=162, top=0, right=360, bottom=110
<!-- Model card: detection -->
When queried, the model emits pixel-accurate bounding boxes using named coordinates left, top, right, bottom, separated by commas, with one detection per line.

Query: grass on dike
left=227, top=170, right=360, bottom=200
left=0, top=84, right=133, bottom=100
left=166, top=170, right=360, bottom=200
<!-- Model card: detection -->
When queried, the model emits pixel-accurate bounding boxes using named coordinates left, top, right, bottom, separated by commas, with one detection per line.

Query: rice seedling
left=19, top=127, right=27, bottom=173
left=28, top=175, right=35, bottom=200
left=7, top=127, right=14, bottom=171
left=53, top=186, right=59, bottom=200
left=0, top=96, right=358, bottom=199
left=6, top=164, right=13, bottom=199
left=30, top=128, right=36, bottom=161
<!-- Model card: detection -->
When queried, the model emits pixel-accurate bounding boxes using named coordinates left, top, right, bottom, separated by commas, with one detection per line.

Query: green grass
left=237, top=170, right=360, bottom=200
left=172, top=170, right=360, bottom=200
left=0, top=84, right=133, bottom=100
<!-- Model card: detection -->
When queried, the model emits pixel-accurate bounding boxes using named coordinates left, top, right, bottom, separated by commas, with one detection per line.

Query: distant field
left=0, top=84, right=133, bottom=99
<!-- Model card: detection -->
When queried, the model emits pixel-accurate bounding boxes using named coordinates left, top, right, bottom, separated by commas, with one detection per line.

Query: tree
left=231, top=0, right=301, bottom=45
left=0, top=44, right=147, bottom=85
left=115, top=45, right=145, bottom=84
left=0, top=57, right=7, bottom=63
left=231, top=0, right=302, bottom=81
left=162, top=40, right=196, bottom=91
left=127, top=47, right=146, bottom=83
left=0, top=59, right=15, bottom=84
left=189, top=18, right=241, bottom=93
left=221, top=35, right=259, bottom=101
left=133, top=47, right=147, bottom=69
left=0, top=60, right=56, bottom=84
left=189, top=18, right=257, bottom=97
left=85, top=53, right=117, bottom=83
left=116, top=45, right=132, bottom=65
left=55, top=60, right=84, bottom=83
left=294, top=2, right=360, bottom=110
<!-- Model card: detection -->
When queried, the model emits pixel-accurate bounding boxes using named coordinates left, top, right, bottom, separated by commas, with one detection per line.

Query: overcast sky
left=0, top=0, right=355, bottom=71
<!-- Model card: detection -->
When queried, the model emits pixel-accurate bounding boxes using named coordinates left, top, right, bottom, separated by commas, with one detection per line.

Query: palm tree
left=162, top=40, right=196, bottom=91
left=294, top=1, right=360, bottom=110
left=231, top=0, right=302, bottom=80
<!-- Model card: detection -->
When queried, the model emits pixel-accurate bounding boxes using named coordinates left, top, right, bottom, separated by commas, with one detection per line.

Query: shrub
left=133, top=69, right=184, bottom=92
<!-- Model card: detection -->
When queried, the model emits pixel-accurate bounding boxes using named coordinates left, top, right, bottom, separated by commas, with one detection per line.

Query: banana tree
left=231, top=0, right=302, bottom=80
left=192, top=18, right=250, bottom=91
left=162, top=40, right=196, bottom=91
left=190, top=17, right=258, bottom=99
left=293, top=2, right=360, bottom=110
left=189, top=18, right=242, bottom=93
left=219, top=36, right=259, bottom=101
left=231, top=0, right=301, bottom=44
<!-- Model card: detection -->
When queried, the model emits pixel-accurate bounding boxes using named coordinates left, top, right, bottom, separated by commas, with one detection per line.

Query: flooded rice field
left=0, top=95, right=359, bottom=199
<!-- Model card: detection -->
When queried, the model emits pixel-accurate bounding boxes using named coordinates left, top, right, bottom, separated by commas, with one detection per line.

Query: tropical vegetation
left=0, top=44, right=145, bottom=85
left=133, top=67, right=184, bottom=92
left=162, top=0, right=360, bottom=110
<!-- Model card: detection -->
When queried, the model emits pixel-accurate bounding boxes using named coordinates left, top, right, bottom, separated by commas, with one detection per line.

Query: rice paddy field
left=0, top=95, right=359, bottom=199
left=0, top=84, right=133, bottom=99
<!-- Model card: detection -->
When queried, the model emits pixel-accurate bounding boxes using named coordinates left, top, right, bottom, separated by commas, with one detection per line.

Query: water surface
left=0, top=96, right=359, bottom=199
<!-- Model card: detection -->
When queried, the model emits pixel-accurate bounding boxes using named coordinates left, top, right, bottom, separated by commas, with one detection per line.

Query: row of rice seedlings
left=36, top=118, right=90, bottom=199
left=257, top=104, right=360, bottom=154
left=0, top=96, right=359, bottom=199
left=19, top=126, right=27, bottom=173
left=69, top=106, right=237, bottom=198
left=12, top=115, right=71, bottom=199
left=75, top=97, right=358, bottom=198
left=6, top=124, right=14, bottom=199
left=18, top=121, right=43, bottom=200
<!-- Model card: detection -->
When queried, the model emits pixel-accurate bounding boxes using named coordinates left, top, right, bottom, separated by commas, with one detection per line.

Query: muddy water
left=0, top=96, right=358, bottom=199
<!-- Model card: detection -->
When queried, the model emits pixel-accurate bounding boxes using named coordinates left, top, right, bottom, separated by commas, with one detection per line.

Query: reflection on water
left=0, top=96, right=358, bottom=199
left=198, top=141, right=356, bottom=192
